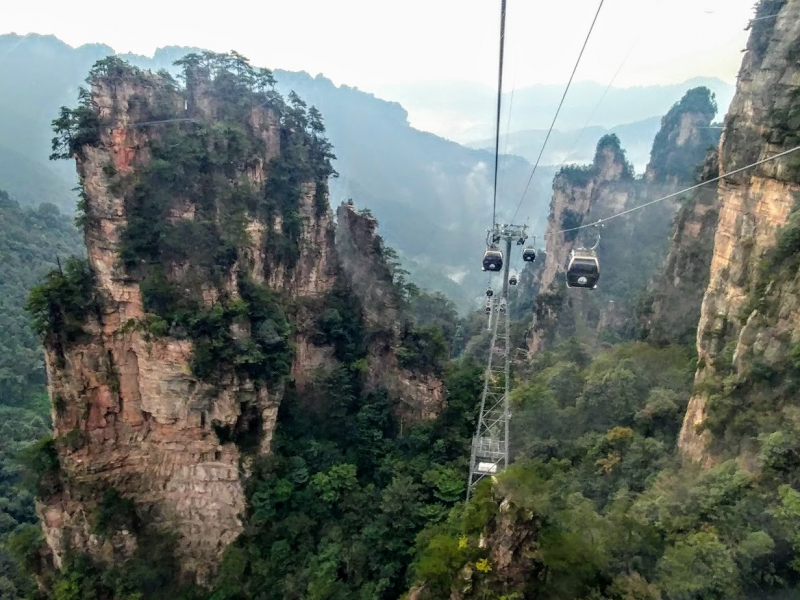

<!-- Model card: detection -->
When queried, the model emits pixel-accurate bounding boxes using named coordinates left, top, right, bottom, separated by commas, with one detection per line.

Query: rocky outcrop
left=38, top=57, right=445, bottom=584
left=42, top=70, right=278, bottom=583
left=641, top=150, right=721, bottom=346
left=679, top=0, right=800, bottom=464
left=527, top=136, right=634, bottom=353
left=409, top=480, right=542, bottom=600
left=336, top=203, right=446, bottom=423
left=536, top=137, right=632, bottom=296
left=645, top=87, right=719, bottom=187
left=528, top=87, right=719, bottom=355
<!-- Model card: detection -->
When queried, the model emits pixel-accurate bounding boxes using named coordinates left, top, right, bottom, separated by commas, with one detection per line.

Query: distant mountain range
left=467, top=117, right=665, bottom=173
left=371, top=78, right=734, bottom=144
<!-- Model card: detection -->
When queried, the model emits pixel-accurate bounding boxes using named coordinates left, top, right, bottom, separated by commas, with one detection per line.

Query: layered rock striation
left=34, top=55, right=445, bottom=583
left=679, top=0, right=800, bottom=464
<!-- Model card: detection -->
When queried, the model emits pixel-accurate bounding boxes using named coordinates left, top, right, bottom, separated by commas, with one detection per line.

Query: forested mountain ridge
left=467, top=116, right=663, bottom=173
left=0, top=35, right=113, bottom=211
left=0, top=192, right=84, bottom=404
left=406, top=1, right=800, bottom=598
left=377, top=76, right=735, bottom=144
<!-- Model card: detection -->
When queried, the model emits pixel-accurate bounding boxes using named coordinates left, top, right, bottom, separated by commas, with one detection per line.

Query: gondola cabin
left=482, top=247, right=503, bottom=272
left=509, top=274, right=518, bottom=286
left=522, top=247, right=536, bottom=262
left=566, top=249, right=600, bottom=289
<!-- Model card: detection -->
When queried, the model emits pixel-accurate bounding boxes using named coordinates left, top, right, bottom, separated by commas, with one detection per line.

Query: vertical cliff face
left=38, top=62, right=337, bottom=584
left=679, top=0, right=800, bottom=464
left=335, top=203, right=445, bottom=422
left=527, top=136, right=634, bottom=353
left=34, top=55, right=445, bottom=583
left=527, top=88, right=719, bottom=354
left=640, top=150, right=721, bottom=346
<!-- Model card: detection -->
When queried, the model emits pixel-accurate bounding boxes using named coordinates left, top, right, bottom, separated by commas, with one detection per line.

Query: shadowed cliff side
left=638, top=149, right=721, bottom=347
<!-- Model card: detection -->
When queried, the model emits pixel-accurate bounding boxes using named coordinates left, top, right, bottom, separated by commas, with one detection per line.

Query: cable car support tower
left=468, top=223, right=527, bottom=500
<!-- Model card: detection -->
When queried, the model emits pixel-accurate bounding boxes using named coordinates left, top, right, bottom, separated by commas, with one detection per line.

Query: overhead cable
left=512, top=0, right=606, bottom=221
left=555, top=0, right=664, bottom=174
left=496, top=50, right=519, bottom=204
left=491, top=0, right=509, bottom=229
left=129, top=118, right=198, bottom=128
left=558, top=144, right=800, bottom=233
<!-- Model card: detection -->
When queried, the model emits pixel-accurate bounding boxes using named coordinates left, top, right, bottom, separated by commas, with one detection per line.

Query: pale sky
left=5, top=0, right=755, bottom=93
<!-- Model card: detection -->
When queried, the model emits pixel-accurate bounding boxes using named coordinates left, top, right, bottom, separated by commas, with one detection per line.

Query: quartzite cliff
left=34, top=55, right=444, bottom=583
left=679, top=0, right=800, bottom=464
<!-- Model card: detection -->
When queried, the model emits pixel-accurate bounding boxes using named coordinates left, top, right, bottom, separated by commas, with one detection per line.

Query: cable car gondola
left=482, top=247, right=503, bottom=272
left=509, top=274, right=518, bottom=286
left=566, top=248, right=600, bottom=289
left=522, top=247, right=536, bottom=262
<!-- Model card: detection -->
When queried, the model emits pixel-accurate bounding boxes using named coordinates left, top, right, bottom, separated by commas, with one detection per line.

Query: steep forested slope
left=0, top=190, right=83, bottom=599
left=0, top=192, right=83, bottom=404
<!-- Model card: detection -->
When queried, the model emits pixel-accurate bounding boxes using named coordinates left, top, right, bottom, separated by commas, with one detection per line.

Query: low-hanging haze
left=6, top=0, right=754, bottom=94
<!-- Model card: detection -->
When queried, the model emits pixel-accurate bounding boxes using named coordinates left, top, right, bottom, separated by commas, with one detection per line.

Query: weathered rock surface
left=641, top=150, right=721, bottom=347
left=42, top=73, right=277, bottom=583
left=336, top=203, right=446, bottom=423
left=40, top=66, right=445, bottom=583
left=527, top=138, right=635, bottom=354
left=679, top=0, right=800, bottom=463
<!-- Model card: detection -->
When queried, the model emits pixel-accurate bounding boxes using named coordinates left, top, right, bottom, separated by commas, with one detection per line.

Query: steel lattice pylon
left=467, top=224, right=526, bottom=500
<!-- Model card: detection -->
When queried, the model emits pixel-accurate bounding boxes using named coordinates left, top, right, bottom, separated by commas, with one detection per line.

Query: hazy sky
left=6, top=0, right=755, bottom=92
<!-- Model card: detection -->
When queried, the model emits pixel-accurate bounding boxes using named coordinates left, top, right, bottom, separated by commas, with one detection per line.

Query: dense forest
left=0, top=191, right=83, bottom=598
left=409, top=337, right=800, bottom=598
